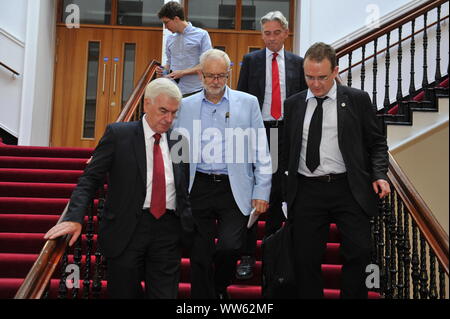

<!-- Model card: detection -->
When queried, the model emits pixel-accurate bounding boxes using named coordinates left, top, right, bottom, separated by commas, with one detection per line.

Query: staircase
left=0, top=144, right=374, bottom=299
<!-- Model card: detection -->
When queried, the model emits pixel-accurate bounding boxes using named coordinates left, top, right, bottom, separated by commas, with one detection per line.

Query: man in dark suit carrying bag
left=282, top=42, right=390, bottom=299
left=236, top=11, right=307, bottom=281
left=44, top=78, right=194, bottom=299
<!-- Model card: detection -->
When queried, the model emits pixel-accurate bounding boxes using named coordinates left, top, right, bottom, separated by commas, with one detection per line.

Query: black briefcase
left=261, top=222, right=297, bottom=298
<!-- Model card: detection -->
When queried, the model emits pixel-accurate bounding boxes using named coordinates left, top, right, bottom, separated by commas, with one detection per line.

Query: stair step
left=0, top=197, right=71, bottom=214
left=0, top=182, right=76, bottom=198
left=0, top=145, right=93, bottom=158
left=0, top=215, right=60, bottom=233
left=0, top=156, right=88, bottom=170
left=0, top=168, right=83, bottom=183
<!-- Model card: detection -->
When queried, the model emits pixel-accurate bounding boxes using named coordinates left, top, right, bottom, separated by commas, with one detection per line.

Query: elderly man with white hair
left=45, top=78, right=194, bottom=299
left=174, top=48, right=272, bottom=299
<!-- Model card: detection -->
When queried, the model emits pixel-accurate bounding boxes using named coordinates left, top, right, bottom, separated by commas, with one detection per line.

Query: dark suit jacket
left=282, top=85, right=389, bottom=217
left=63, top=121, right=193, bottom=258
left=237, top=48, right=307, bottom=107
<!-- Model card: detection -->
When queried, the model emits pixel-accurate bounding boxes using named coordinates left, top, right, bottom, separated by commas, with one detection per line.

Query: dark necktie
left=150, top=133, right=166, bottom=219
left=306, top=97, right=328, bottom=173
left=271, top=52, right=281, bottom=120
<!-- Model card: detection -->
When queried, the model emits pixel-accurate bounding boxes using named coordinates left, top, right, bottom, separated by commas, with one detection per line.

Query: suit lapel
left=133, top=120, right=147, bottom=185
left=284, top=50, right=292, bottom=97
left=336, top=85, right=349, bottom=149
left=257, top=49, right=266, bottom=100
left=293, top=92, right=308, bottom=169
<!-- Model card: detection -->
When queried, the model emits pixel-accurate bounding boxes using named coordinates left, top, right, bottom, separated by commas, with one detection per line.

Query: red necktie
left=150, top=133, right=166, bottom=219
left=271, top=52, right=281, bottom=120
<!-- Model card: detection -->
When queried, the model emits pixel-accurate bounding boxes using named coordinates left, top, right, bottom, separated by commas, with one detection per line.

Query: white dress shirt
left=262, top=47, right=286, bottom=121
left=298, top=81, right=347, bottom=176
left=142, top=115, right=176, bottom=210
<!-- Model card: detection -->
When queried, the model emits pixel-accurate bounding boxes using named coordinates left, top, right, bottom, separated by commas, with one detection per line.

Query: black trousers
left=189, top=174, right=247, bottom=298
left=292, top=174, right=371, bottom=299
left=242, top=124, right=285, bottom=256
left=106, top=210, right=182, bottom=299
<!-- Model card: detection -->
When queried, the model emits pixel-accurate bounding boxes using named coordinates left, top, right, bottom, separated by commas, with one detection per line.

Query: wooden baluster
left=92, top=185, right=106, bottom=299
left=377, top=198, right=387, bottom=295
left=428, top=250, right=438, bottom=299
left=419, top=233, right=429, bottom=299
left=403, top=206, right=411, bottom=298
left=372, top=39, right=378, bottom=110
left=411, top=223, right=420, bottom=298
left=435, top=5, right=442, bottom=81
left=83, top=202, right=95, bottom=298
left=396, top=26, right=403, bottom=103
left=422, top=12, right=429, bottom=88
left=72, top=236, right=82, bottom=299
left=384, top=32, right=391, bottom=110
left=383, top=191, right=393, bottom=298
left=347, top=52, right=352, bottom=87
left=438, top=265, right=446, bottom=299
left=396, top=200, right=405, bottom=298
left=361, top=45, right=366, bottom=91
left=58, top=250, right=69, bottom=299
left=409, top=19, right=416, bottom=97
left=389, top=191, right=398, bottom=297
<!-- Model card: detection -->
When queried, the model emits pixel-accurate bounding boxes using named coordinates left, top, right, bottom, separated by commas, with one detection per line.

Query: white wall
left=0, top=0, right=27, bottom=138
left=296, top=0, right=425, bottom=56
left=0, top=0, right=56, bottom=146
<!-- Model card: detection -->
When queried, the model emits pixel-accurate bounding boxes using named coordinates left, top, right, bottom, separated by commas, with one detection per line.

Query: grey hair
left=199, top=49, right=231, bottom=70
left=260, top=11, right=289, bottom=30
left=145, top=77, right=182, bottom=102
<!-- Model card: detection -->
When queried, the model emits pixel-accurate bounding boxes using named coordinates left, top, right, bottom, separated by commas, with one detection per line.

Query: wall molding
left=0, top=27, right=25, bottom=48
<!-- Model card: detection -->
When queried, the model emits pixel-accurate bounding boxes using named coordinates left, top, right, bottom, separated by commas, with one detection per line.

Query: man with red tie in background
left=44, top=78, right=194, bottom=299
left=236, top=11, right=308, bottom=280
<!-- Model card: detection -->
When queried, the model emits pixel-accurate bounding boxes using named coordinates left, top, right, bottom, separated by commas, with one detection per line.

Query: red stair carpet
left=0, top=144, right=379, bottom=299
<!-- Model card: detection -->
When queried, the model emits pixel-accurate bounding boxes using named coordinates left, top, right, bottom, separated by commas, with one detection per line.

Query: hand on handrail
left=372, top=179, right=391, bottom=199
left=44, top=221, right=82, bottom=247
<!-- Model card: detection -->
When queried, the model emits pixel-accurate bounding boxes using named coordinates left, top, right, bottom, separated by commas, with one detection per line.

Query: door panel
left=107, top=29, right=162, bottom=123
left=51, top=27, right=162, bottom=147
left=51, top=27, right=113, bottom=148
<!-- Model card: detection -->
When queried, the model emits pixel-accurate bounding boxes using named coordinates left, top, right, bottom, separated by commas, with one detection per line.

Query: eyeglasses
left=305, top=75, right=332, bottom=82
left=202, top=72, right=229, bottom=81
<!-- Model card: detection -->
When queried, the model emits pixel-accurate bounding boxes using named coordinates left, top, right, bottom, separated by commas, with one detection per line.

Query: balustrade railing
left=336, top=0, right=449, bottom=299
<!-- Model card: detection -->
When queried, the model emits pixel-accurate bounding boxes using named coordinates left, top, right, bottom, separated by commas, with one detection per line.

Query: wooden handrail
left=387, top=153, right=449, bottom=275
left=336, top=0, right=447, bottom=58
left=14, top=59, right=160, bottom=299
left=0, top=61, right=20, bottom=76
left=115, top=60, right=160, bottom=123
left=14, top=204, right=71, bottom=298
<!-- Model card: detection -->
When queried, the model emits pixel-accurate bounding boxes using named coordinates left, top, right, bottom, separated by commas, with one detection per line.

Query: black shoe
left=236, top=256, right=255, bottom=280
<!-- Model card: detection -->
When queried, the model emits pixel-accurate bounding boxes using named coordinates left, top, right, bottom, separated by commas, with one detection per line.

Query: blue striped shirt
left=196, top=87, right=230, bottom=175
left=165, top=23, right=212, bottom=95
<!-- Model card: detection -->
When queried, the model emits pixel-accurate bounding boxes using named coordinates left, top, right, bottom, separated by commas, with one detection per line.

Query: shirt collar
left=266, top=47, right=285, bottom=60
left=181, top=22, right=193, bottom=34
left=306, top=80, right=338, bottom=102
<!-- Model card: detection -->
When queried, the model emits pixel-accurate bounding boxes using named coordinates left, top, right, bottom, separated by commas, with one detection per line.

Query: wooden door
left=208, top=32, right=239, bottom=89
left=51, top=27, right=162, bottom=147
left=51, top=27, right=113, bottom=148
left=107, top=29, right=163, bottom=122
